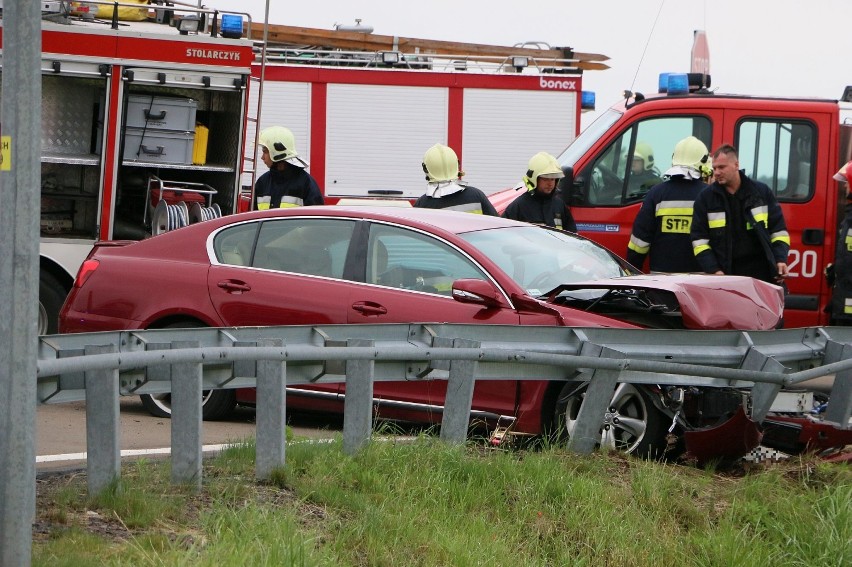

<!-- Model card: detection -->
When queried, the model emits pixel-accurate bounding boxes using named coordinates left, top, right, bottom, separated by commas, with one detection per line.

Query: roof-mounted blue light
left=658, top=72, right=671, bottom=93
left=221, top=14, right=243, bottom=39
left=667, top=73, right=689, bottom=95
left=581, top=91, right=595, bottom=110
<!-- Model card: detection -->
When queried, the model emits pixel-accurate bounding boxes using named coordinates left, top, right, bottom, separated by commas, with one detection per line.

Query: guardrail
left=37, top=323, right=852, bottom=495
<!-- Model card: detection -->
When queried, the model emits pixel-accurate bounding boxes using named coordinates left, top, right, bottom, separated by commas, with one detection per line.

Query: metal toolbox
left=123, top=127, right=195, bottom=164
left=125, top=95, right=198, bottom=131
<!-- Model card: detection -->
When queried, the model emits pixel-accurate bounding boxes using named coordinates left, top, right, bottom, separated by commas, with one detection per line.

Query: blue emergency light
left=220, top=14, right=243, bottom=39
left=658, top=72, right=671, bottom=93
left=666, top=73, right=689, bottom=95
left=581, top=91, right=596, bottom=110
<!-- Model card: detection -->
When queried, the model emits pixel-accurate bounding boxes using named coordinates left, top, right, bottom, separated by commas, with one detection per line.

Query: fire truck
left=490, top=76, right=852, bottom=328
left=2, top=3, right=606, bottom=335
left=242, top=22, right=606, bottom=203
left=0, top=1, right=256, bottom=334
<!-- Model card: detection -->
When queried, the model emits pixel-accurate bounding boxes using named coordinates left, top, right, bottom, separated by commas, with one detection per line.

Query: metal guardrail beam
left=31, top=323, right=852, bottom=498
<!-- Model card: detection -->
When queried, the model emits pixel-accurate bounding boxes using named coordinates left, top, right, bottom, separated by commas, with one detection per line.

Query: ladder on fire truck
left=239, top=21, right=610, bottom=199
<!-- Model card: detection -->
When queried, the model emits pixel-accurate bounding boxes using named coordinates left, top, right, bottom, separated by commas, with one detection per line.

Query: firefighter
left=502, top=152, right=577, bottom=231
left=627, top=141, right=664, bottom=199
left=413, top=143, right=498, bottom=215
left=626, top=136, right=710, bottom=272
left=253, top=126, right=324, bottom=210
left=690, top=144, right=790, bottom=284
left=825, top=161, right=852, bottom=324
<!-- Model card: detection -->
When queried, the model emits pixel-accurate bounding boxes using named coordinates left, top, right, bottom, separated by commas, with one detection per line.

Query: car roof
left=230, top=205, right=526, bottom=235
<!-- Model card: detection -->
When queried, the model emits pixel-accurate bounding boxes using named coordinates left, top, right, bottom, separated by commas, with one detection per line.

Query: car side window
left=365, top=224, right=486, bottom=295
left=213, top=222, right=258, bottom=266
left=251, top=218, right=356, bottom=278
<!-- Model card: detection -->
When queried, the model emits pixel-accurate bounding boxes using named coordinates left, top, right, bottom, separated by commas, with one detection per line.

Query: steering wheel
left=591, top=164, right=623, bottom=204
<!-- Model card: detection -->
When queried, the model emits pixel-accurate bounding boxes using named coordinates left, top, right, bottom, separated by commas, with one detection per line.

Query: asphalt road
left=36, top=397, right=343, bottom=472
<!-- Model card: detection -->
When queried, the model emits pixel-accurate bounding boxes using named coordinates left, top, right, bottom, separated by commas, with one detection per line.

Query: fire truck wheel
left=139, top=320, right=237, bottom=420
left=39, top=271, right=67, bottom=336
left=553, top=380, right=668, bottom=459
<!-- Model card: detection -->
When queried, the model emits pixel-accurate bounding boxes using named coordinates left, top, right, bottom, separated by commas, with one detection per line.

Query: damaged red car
left=59, top=206, right=787, bottom=459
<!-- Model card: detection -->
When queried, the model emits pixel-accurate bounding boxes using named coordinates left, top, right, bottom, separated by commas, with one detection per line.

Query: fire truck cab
left=490, top=77, right=852, bottom=328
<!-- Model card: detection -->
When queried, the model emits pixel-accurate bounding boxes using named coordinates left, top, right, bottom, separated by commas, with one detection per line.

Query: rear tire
left=39, top=271, right=67, bottom=335
left=553, top=380, right=669, bottom=459
left=139, top=320, right=237, bottom=420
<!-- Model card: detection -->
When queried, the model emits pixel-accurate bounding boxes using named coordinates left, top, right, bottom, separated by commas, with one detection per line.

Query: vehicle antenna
left=628, top=0, right=666, bottom=95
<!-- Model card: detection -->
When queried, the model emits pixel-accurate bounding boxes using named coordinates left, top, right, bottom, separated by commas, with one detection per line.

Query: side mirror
left=558, top=166, right=585, bottom=205
left=451, top=279, right=509, bottom=309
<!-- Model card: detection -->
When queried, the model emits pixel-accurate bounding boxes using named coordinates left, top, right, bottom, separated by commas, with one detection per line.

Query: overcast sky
left=238, top=0, right=850, bottom=129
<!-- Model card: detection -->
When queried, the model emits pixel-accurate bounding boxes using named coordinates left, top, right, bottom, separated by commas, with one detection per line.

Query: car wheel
left=139, top=320, right=237, bottom=420
left=553, top=381, right=669, bottom=459
left=39, top=271, right=67, bottom=336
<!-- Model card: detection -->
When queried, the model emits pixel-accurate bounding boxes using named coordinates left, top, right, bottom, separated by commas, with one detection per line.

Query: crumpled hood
left=548, top=273, right=784, bottom=330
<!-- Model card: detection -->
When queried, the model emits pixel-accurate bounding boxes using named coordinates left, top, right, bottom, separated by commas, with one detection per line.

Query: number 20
left=787, top=249, right=818, bottom=278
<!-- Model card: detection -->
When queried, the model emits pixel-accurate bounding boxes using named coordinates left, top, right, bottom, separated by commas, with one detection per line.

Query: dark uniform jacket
left=502, top=190, right=577, bottom=232
left=254, top=166, right=324, bottom=210
left=626, top=176, right=706, bottom=272
left=690, top=170, right=790, bottom=283
left=829, top=202, right=852, bottom=323
left=413, top=186, right=499, bottom=215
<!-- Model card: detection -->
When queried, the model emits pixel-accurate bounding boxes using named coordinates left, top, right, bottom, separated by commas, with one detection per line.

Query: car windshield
left=460, top=226, right=630, bottom=296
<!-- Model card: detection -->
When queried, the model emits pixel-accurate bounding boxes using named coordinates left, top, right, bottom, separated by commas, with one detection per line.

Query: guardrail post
left=169, top=341, right=203, bottom=490
left=568, top=344, right=623, bottom=455
left=440, top=338, right=479, bottom=445
left=84, top=344, right=121, bottom=495
left=255, top=339, right=286, bottom=480
left=740, top=348, right=785, bottom=422
left=823, top=341, right=852, bottom=428
left=343, top=338, right=374, bottom=455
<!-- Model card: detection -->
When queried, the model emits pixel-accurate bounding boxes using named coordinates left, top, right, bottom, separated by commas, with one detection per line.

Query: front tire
left=553, top=381, right=669, bottom=459
left=139, top=320, right=237, bottom=420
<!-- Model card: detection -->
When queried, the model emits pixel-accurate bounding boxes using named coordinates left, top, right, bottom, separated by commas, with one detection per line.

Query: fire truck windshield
left=557, top=109, right=622, bottom=170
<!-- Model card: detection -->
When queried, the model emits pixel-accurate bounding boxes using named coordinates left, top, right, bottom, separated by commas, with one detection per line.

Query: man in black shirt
left=413, top=143, right=498, bottom=215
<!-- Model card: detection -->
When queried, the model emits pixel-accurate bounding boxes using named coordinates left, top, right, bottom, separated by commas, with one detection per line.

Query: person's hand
left=713, top=270, right=724, bottom=275
left=775, top=262, right=789, bottom=283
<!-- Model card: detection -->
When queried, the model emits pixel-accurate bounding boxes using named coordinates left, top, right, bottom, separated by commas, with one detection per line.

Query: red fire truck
left=0, top=2, right=256, bottom=334
left=3, top=4, right=605, bottom=334
left=242, top=22, right=605, bottom=203
left=490, top=76, right=852, bottom=328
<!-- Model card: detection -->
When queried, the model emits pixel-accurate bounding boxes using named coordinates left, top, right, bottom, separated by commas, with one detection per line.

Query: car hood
left=544, top=273, right=784, bottom=330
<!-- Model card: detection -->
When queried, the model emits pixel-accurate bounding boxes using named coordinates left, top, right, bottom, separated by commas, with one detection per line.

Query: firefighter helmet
left=258, top=126, right=308, bottom=168
left=422, top=143, right=461, bottom=183
left=631, top=141, right=655, bottom=171
left=523, top=152, right=564, bottom=191
left=671, top=136, right=709, bottom=171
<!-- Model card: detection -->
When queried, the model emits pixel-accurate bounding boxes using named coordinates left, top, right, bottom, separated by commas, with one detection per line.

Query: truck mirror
left=558, top=166, right=585, bottom=205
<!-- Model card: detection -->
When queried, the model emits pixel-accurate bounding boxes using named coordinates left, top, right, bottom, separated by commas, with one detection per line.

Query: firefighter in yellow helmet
left=502, top=152, right=577, bottom=231
left=627, top=136, right=709, bottom=272
left=253, top=126, right=324, bottom=210
left=413, top=143, right=498, bottom=215
left=627, top=141, right=663, bottom=198
left=825, top=160, right=852, bottom=323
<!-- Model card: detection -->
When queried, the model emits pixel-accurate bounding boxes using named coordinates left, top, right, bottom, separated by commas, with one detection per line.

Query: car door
left=347, top=221, right=521, bottom=418
left=207, top=217, right=359, bottom=398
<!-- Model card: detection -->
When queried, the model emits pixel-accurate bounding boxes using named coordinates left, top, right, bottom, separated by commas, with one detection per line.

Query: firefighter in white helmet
left=627, top=140, right=663, bottom=199
left=502, top=151, right=577, bottom=231
left=413, top=143, right=498, bottom=215
left=253, top=126, right=324, bottom=210
left=627, top=136, right=709, bottom=272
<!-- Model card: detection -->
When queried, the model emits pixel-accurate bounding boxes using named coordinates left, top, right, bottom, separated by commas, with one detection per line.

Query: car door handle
left=217, top=280, right=251, bottom=293
left=351, top=301, right=388, bottom=316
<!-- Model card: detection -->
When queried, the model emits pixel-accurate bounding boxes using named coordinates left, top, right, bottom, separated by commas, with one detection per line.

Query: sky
left=237, top=0, right=851, bottom=130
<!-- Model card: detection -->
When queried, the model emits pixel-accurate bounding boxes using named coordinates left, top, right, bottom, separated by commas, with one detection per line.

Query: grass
left=33, top=434, right=851, bottom=567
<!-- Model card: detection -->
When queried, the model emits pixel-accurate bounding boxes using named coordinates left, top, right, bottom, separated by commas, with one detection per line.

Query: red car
left=59, top=207, right=784, bottom=458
